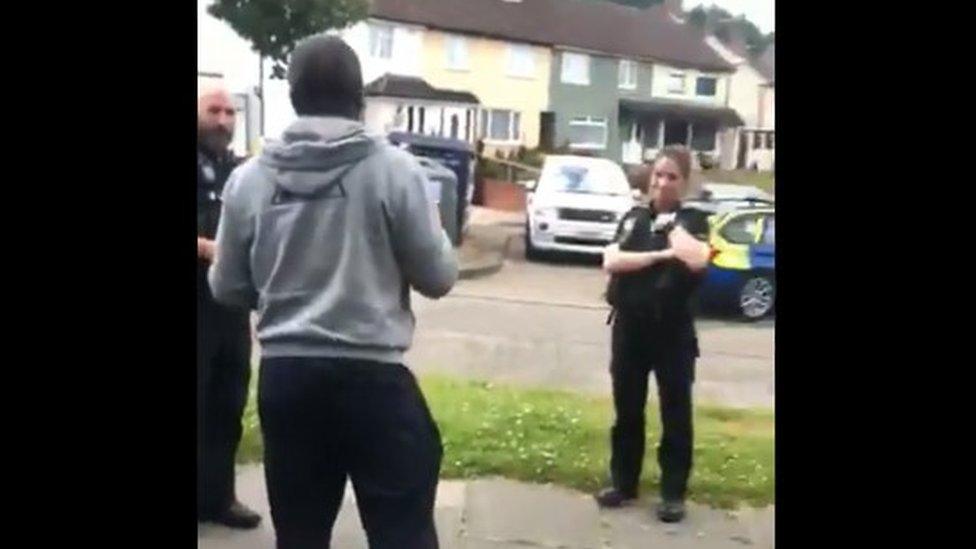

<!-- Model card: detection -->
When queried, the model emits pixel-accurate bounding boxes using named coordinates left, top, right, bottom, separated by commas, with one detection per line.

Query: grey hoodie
left=208, top=117, right=458, bottom=364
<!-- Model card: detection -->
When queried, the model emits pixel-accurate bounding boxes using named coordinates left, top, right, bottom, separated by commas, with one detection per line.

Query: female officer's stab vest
left=605, top=205, right=709, bottom=322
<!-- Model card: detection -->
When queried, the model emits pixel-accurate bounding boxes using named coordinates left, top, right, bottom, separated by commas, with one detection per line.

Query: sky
left=683, top=0, right=775, bottom=33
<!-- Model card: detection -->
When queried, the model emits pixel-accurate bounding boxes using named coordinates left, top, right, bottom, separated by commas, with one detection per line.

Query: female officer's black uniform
left=601, top=201, right=710, bottom=516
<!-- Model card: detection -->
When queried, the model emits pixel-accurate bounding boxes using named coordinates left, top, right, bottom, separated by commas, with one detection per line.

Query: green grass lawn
left=699, top=169, right=775, bottom=196
left=237, top=375, right=774, bottom=509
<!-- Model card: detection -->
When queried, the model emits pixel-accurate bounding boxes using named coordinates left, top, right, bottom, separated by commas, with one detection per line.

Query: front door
left=664, top=119, right=689, bottom=146
left=539, top=111, right=555, bottom=151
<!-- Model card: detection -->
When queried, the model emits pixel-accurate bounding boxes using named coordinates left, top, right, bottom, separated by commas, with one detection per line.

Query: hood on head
left=260, top=117, right=376, bottom=195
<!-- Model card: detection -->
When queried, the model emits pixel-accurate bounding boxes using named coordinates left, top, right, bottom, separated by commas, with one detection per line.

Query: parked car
left=524, top=155, right=637, bottom=259
left=698, top=206, right=775, bottom=320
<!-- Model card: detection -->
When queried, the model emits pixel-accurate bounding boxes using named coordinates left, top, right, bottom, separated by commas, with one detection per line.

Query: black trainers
left=203, top=500, right=262, bottom=530
left=594, top=488, right=637, bottom=508
left=655, top=499, right=686, bottom=523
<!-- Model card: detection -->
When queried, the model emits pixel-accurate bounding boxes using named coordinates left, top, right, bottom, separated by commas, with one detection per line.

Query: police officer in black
left=594, top=146, right=712, bottom=523
left=197, top=84, right=260, bottom=529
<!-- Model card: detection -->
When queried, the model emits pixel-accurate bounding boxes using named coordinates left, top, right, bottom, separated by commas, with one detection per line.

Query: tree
left=208, top=0, right=369, bottom=79
left=208, top=0, right=368, bottom=135
left=684, top=3, right=774, bottom=56
left=687, top=5, right=708, bottom=27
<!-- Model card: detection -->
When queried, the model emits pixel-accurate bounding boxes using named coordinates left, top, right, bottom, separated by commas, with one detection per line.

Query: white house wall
left=725, top=64, right=766, bottom=129
left=198, top=0, right=259, bottom=93
left=344, top=20, right=425, bottom=85
left=364, top=100, right=401, bottom=134
left=760, top=86, right=775, bottom=129
left=198, top=0, right=263, bottom=155
left=264, top=20, right=425, bottom=142
left=365, top=98, right=478, bottom=141
left=263, top=79, right=297, bottom=141
left=199, top=3, right=427, bottom=145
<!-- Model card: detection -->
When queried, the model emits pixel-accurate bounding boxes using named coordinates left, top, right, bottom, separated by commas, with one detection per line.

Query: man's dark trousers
left=197, top=295, right=252, bottom=517
left=259, top=356, right=442, bottom=549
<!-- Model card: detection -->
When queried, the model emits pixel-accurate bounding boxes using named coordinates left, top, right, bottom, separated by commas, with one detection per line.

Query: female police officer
left=594, top=145, right=711, bottom=523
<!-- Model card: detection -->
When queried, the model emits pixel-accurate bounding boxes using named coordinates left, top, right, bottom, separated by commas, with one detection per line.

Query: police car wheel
left=738, top=275, right=775, bottom=320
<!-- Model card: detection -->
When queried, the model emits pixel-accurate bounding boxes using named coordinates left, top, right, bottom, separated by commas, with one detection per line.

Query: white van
left=525, top=155, right=637, bottom=258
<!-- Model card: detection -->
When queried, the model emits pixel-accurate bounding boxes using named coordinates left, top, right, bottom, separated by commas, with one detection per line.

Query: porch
left=618, top=98, right=744, bottom=168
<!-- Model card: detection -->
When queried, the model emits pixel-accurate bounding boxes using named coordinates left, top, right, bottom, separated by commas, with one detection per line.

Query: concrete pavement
left=198, top=465, right=774, bottom=549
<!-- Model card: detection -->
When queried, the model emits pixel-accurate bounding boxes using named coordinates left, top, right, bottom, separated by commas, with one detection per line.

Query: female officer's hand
left=603, top=243, right=676, bottom=273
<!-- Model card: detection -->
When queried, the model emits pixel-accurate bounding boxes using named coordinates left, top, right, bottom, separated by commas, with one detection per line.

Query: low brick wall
left=480, top=178, right=527, bottom=212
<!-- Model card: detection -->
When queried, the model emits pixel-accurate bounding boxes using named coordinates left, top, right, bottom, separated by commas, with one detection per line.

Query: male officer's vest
left=197, top=150, right=238, bottom=239
left=197, top=149, right=239, bottom=303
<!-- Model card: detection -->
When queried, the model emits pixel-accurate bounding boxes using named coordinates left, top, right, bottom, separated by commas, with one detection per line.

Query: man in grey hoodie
left=209, top=36, right=458, bottom=549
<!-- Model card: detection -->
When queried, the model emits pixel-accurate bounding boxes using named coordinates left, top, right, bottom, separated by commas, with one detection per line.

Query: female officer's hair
left=654, top=145, right=692, bottom=182
left=287, top=35, right=365, bottom=119
left=627, top=163, right=652, bottom=194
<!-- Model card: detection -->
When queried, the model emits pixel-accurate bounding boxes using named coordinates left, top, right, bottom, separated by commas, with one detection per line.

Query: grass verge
left=237, top=375, right=773, bottom=509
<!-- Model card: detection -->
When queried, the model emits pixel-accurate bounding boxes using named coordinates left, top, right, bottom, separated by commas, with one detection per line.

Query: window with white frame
left=568, top=117, right=608, bottom=149
left=445, top=35, right=469, bottom=70
left=479, top=109, right=521, bottom=142
left=667, top=72, right=686, bottom=94
left=695, top=76, right=717, bottom=97
left=561, top=52, right=590, bottom=85
left=618, top=60, right=637, bottom=90
left=369, top=23, right=394, bottom=60
left=507, top=44, right=535, bottom=78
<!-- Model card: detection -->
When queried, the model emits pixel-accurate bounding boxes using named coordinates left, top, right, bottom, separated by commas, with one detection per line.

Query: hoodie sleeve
left=208, top=167, right=258, bottom=310
left=386, top=156, right=459, bottom=299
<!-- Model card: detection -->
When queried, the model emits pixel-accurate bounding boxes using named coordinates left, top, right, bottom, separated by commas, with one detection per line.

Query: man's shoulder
left=223, top=156, right=273, bottom=201
left=361, top=138, right=426, bottom=186
left=369, top=138, right=421, bottom=168
left=230, top=155, right=265, bottom=181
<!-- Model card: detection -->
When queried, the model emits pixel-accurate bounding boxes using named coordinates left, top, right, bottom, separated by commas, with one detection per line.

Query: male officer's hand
left=198, top=237, right=216, bottom=262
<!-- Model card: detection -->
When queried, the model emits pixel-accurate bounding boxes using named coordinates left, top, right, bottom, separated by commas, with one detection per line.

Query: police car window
left=720, top=214, right=763, bottom=244
left=761, top=215, right=775, bottom=245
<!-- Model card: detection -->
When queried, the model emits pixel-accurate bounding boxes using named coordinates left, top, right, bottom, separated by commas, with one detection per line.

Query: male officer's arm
left=669, top=210, right=711, bottom=273
left=208, top=169, right=258, bottom=310
left=386, top=156, right=459, bottom=299
left=603, top=210, right=675, bottom=274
